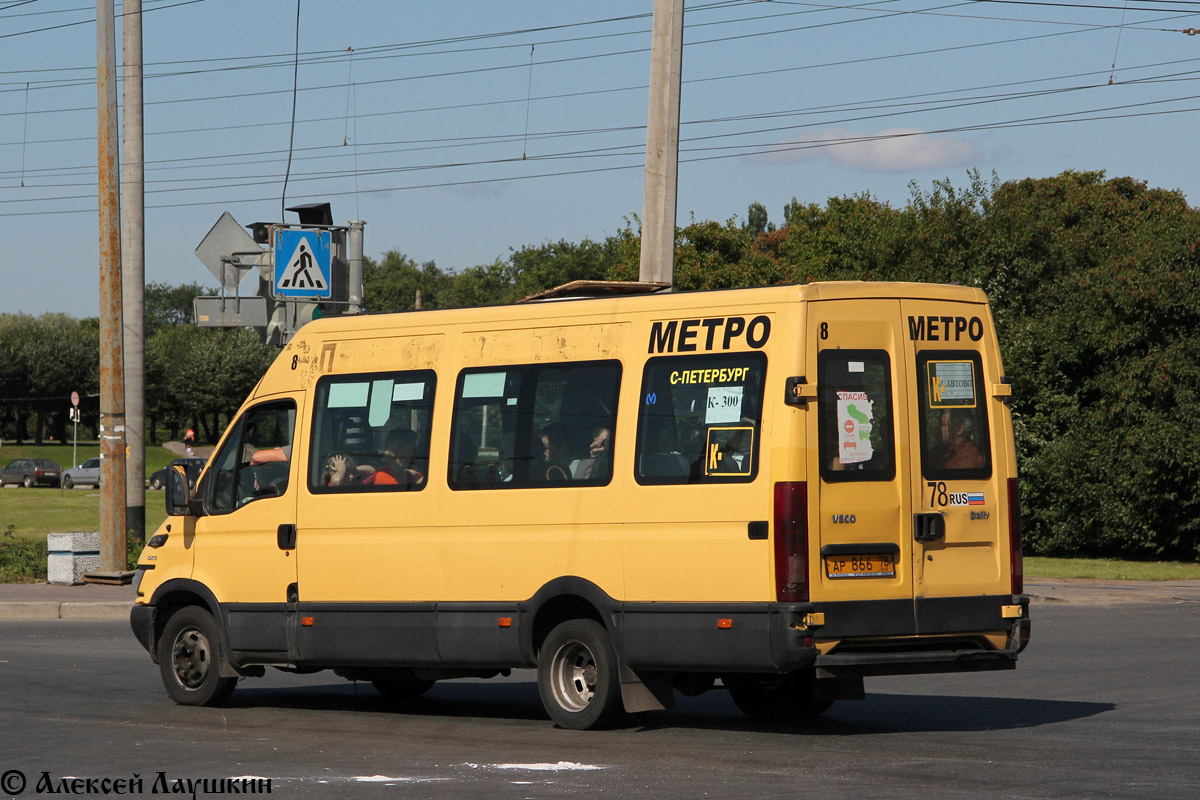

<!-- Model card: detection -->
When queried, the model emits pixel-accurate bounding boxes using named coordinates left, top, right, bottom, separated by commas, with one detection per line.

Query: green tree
left=145, top=281, right=214, bottom=337
left=362, top=250, right=450, bottom=312
left=0, top=313, right=99, bottom=443
left=745, top=202, right=772, bottom=237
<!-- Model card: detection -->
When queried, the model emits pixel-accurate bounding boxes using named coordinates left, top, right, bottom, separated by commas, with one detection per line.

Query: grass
left=0, top=486, right=170, bottom=542
left=1025, top=556, right=1200, bottom=581
left=0, top=442, right=179, bottom=474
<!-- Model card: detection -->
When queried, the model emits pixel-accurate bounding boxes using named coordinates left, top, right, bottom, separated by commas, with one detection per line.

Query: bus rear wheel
left=157, top=606, right=237, bottom=707
left=537, top=619, right=624, bottom=730
left=724, top=671, right=833, bottom=719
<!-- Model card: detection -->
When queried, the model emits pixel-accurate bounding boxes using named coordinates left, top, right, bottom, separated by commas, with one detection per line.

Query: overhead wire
left=0, top=0, right=209, bottom=41
left=3, top=0, right=1198, bottom=216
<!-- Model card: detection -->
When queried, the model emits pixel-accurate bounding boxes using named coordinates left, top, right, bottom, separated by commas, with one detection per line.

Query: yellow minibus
left=131, top=280, right=1029, bottom=730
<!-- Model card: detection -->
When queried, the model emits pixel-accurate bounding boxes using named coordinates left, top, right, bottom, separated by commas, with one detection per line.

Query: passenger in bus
left=540, top=422, right=575, bottom=481
left=324, top=454, right=399, bottom=487
left=940, top=410, right=985, bottom=469
left=572, top=427, right=610, bottom=479
left=373, top=428, right=425, bottom=488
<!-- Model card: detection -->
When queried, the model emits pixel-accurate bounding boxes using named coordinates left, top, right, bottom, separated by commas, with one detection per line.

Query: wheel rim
left=64, top=477, right=73, bottom=489
left=24, top=476, right=32, bottom=488
left=170, top=626, right=213, bottom=690
left=549, top=639, right=599, bottom=713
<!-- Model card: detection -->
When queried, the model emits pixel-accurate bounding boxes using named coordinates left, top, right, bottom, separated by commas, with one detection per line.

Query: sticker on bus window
left=927, top=361, right=976, bottom=408
left=462, top=371, right=506, bottom=398
left=704, top=426, right=754, bottom=476
left=705, top=385, right=743, bottom=424
left=837, top=391, right=874, bottom=465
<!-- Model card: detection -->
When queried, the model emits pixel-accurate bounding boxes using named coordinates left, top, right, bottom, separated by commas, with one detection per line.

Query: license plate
left=825, top=553, right=895, bottom=579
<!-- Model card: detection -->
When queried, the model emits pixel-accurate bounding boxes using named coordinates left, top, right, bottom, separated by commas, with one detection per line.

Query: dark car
left=148, top=457, right=206, bottom=491
left=0, top=458, right=62, bottom=488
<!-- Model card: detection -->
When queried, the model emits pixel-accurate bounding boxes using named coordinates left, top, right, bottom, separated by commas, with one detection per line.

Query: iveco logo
left=831, top=514, right=857, bottom=524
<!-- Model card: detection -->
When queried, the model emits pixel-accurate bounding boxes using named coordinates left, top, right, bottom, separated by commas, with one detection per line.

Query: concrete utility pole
left=97, top=0, right=127, bottom=573
left=122, top=0, right=146, bottom=543
left=348, top=220, right=365, bottom=315
left=639, top=0, right=684, bottom=286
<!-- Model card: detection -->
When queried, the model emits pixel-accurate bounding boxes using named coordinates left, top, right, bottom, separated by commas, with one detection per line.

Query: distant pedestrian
left=184, top=428, right=196, bottom=458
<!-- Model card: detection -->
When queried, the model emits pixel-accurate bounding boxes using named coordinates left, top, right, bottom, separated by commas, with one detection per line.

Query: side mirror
left=165, top=464, right=202, bottom=516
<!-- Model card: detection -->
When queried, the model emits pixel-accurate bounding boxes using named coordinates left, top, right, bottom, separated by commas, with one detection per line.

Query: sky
left=3, top=0, right=1200, bottom=317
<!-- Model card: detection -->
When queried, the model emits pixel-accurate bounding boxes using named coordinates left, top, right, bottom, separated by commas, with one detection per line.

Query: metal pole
left=639, top=0, right=684, bottom=286
left=121, top=0, right=146, bottom=543
left=348, top=220, right=364, bottom=314
left=97, top=0, right=127, bottom=574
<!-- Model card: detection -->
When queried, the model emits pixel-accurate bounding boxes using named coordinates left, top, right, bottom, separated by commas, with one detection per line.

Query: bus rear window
left=818, top=350, right=896, bottom=483
left=916, top=351, right=991, bottom=480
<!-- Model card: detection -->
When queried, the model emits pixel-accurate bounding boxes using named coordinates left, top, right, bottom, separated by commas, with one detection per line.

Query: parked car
left=62, top=457, right=101, bottom=489
left=148, top=457, right=206, bottom=491
left=0, top=458, right=62, bottom=488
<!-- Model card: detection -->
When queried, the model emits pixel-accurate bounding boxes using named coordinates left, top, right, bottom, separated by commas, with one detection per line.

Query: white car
left=62, top=457, right=101, bottom=489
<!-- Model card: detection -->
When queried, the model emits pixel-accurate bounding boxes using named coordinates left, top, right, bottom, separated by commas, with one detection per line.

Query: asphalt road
left=0, top=602, right=1197, bottom=799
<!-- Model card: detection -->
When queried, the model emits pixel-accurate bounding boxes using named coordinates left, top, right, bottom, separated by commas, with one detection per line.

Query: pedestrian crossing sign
left=274, top=229, right=332, bottom=299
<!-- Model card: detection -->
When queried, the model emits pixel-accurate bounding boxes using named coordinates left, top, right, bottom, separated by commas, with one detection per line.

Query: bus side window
left=205, top=400, right=296, bottom=514
left=449, top=361, right=621, bottom=490
left=634, top=353, right=767, bottom=485
left=309, top=371, right=436, bottom=493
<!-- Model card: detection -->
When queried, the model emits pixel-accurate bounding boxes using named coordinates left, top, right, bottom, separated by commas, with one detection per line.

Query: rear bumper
left=810, top=593, right=1031, bottom=677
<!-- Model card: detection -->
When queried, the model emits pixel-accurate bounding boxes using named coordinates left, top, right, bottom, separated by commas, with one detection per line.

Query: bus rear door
left=808, top=299, right=916, bottom=630
left=901, top=300, right=1011, bottom=638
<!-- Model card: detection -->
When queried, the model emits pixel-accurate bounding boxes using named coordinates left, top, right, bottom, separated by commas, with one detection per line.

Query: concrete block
left=47, top=532, right=102, bottom=585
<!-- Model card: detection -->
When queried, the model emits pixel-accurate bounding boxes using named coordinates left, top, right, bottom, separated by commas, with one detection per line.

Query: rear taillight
left=1008, top=477, right=1023, bottom=595
left=773, top=481, right=809, bottom=603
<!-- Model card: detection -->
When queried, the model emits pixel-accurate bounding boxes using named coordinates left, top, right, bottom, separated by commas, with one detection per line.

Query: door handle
left=913, top=513, right=945, bottom=542
left=277, top=523, right=297, bottom=550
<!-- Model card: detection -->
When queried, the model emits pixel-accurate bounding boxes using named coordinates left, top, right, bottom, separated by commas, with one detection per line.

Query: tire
left=157, top=606, right=237, bottom=706
left=150, top=476, right=163, bottom=491
left=724, top=671, right=833, bottom=720
left=537, top=619, right=624, bottom=730
left=23, top=475, right=33, bottom=488
left=63, top=475, right=74, bottom=490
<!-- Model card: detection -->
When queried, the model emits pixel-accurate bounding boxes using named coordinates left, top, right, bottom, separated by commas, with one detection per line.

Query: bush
left=0, top=525, right=48, bottom=583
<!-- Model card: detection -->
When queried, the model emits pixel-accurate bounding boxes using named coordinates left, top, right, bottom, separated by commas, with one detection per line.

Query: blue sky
left=3, top=0, right=1199, bottom=317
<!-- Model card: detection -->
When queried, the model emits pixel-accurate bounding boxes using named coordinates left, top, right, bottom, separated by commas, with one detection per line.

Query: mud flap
left=618, top=659, right=676, bottom=713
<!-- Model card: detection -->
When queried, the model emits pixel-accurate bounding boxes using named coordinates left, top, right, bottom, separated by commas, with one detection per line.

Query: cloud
left=753, top=128, right=979, bottom=172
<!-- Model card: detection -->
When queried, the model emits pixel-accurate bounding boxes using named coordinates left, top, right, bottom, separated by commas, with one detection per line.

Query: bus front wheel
left=537, top=619, right=624, bottom=730
left=157, top=606, right=237, bottom=707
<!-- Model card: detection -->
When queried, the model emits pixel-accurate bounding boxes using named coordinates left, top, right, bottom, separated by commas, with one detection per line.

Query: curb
left=0, top=601, right=129, bottom=621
